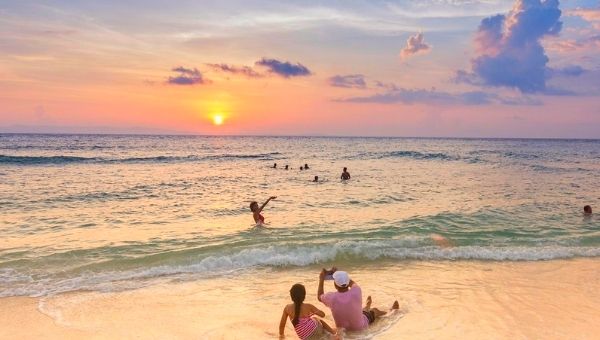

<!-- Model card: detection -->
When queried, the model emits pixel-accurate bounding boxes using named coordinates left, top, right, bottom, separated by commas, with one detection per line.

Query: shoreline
left=1, top=258, right=599, bottom=339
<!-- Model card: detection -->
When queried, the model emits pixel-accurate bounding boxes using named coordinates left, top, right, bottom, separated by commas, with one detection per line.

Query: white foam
left=2, top=241, right=600, bottom=297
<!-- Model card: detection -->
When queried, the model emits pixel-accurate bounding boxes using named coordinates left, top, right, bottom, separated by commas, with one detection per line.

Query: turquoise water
left=0, top=134, right=599, bottom=297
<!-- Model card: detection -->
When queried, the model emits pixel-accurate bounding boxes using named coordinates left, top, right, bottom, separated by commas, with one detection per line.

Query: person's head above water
left=249, top=201, right=258, bottom=212
left=285, top=165, right=288, bottom=170
left=584, top=205, right=592, bottom=214
left=289, top=283, right=306, bottom=326
left=332, top=271, right=350, bottom=292
left=305, top=163, right=309, bottom=168
left=300, top=166, right=303, bottom=170
left=313, top=176, right=318, bottom=182
left=273, top=163, right=277, bottom=168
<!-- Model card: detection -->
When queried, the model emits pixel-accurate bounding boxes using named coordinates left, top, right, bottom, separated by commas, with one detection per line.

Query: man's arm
left=259, top=196, right=277, bottom=212
left=317, top=268, right=326, bottom=302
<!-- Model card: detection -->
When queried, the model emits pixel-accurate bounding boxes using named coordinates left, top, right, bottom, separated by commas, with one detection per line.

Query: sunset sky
left=1, top=0, right=599, bottom=137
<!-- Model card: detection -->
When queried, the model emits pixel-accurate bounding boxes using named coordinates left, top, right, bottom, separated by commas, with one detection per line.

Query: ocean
left=1, top=134, right=599, bottom=339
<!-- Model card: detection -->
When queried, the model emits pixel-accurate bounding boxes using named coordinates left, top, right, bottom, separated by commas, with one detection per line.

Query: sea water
left=1, top=134, right=599, bottom=298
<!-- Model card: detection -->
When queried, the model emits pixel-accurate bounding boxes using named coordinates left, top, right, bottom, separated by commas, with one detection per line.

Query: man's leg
left=363, top=295, right=372, bottom=312
left=369, top=300, right=400, bottom=321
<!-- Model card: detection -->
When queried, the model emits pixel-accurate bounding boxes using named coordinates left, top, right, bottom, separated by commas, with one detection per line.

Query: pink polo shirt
left=320, top=284, right=369, bottom=331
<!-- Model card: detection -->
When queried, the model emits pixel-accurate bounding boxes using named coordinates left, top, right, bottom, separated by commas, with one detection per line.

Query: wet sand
left=1, top=259, right=599, bottom=339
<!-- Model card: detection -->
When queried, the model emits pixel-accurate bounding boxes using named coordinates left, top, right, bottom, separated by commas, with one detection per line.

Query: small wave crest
left=0, top=152, right=282, bottom=165
left=2, top=240, right=599, bottom=297
left=356, top=150, right=461, bottom=161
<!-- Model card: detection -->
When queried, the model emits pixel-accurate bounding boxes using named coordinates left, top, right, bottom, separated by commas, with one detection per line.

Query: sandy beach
left=2, top=259, right=598, bottom=340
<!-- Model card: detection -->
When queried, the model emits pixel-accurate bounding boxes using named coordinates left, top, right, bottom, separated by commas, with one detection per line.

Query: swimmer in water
left=304, top=163, right=310, bottom=170
left=313, top=176, right=319, bottom=182
left=300, top=166, right=304, bottom=170
left=430, top=233, right=453, bottom=248
left=584, top=205, right=592, bottom=215
left=285, top=165, right=289, bottom=170
left=341, top=167, right=351, bottom=180
left=273, top=163, right=277, bottom=169
left=250, top=196, right=277, bottom=224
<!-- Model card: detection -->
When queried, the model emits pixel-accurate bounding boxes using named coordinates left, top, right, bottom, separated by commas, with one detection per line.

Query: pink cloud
left=568, top=8, right=600, bottom=29
left=546, top=35, right=600, bottom=52
left=400, top=32, right=431, bottom=59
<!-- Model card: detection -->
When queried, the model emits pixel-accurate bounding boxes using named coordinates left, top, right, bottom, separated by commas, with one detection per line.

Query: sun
left=212, top=114, right=224, bottom=126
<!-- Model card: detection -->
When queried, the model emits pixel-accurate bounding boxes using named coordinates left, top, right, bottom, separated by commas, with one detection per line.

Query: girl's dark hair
left=289, top=283, right=306, bottom=326
left=249, top=201, right=257, bottom=211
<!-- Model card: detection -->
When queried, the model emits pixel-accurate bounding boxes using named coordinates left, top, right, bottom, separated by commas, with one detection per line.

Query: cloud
left=568, top=8, right=600, bottom=29
left=328, top=74, right=367, bottom=88
left=547, top=34, right=600, bottom=52
left=206, top=63, right=262, bottom=78
left=374, top=81, right=399, bottom=91
left=167, top=66, right=208, bottom=85
left=335, top=88, right=542, bottom=106
left=400, top=32, right=431, bottom=59
left=457, top=0, right=564, bottom=94
left=255, top=58, right=312, bottom=78
left=549, top=65, right=586, bottom=77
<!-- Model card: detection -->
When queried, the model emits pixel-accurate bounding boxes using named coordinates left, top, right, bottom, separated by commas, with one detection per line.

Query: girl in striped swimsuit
left=279, top=284, right=336, bottom=339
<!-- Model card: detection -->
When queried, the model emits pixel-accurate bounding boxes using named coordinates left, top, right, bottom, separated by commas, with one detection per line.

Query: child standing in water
left=279, top=283, right=336, bottom=339
left=249, top=196, right=276, bottom=224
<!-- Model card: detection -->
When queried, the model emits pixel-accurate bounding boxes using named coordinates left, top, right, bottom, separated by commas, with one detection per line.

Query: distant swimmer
left=279, top=283, right=336, bottom=339
left=250, top=196, right=276, bottom=224
left=285, top=165, right=289, bottom=170
left=431, top=233, right=453, bottom=248
left=300, top=166, right=304, bottom=170
left=313, top=176, right=319, bottom=182
left=584, top=205, right=592, bottom=215
left=304, top=163, right=310, bottom=170
left=341, top=167, right=351, bottom=180
left=273, top=163, right=277, bottom=169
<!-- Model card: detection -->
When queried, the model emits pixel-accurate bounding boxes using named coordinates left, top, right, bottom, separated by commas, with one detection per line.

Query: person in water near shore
left=273, top=163, right=277, bottom=169
left=584, top=205, right=592, bottom=215
left=279, top=283, right=336, bottom=340
left=318, top=268, right=399, bottom=331
left=300, top=166, right=304, bottom=170
left=249, top=196, right=276, bottom=224
left=313, top=176, right=319, bottom=182
left=340, top=167, right=350, bottom=180
left=285, top=165, right=289, bottom=170
left=304, top=163, right=310, bottom=170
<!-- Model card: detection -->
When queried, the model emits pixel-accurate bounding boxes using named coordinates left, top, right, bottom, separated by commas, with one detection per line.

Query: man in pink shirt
left=317, top=268, right=399, bottom=332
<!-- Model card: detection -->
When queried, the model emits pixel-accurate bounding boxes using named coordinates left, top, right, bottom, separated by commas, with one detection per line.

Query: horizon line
left=1, top=132, right=599, bottom=141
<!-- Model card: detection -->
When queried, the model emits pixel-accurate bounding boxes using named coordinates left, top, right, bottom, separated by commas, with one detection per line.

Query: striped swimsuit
left=294, top=314, right=318, bottom=340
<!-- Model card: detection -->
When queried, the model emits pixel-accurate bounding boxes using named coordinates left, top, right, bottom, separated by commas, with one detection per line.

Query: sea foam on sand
left=1, top=259, right=599, bottom=339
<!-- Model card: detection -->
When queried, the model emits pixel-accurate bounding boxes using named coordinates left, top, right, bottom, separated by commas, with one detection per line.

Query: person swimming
left=249, top=196, right=276, bottom=224
left=300, top=166, right=304, bottom=170
left=273, top=163, right=277, bottom=169
left=584, top=205, right=592, bottom=215
left=285, top=165, right=289, bottom=170
left=279, top=283, right=336, bottom=340
left=304, top=163, right=309, bottom=170
left=341, top=167, right=351, bottom=180
left=313, top=176, right=319, bottom=182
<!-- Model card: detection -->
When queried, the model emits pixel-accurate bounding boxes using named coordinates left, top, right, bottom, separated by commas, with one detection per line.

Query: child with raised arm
left=279, top=283, right=336, bottom=339
left=249, top=196, right=276, bottom=224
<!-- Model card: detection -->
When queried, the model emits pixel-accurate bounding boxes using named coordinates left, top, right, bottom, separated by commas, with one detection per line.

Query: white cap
left=332, top=271, right=350, bottom=287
